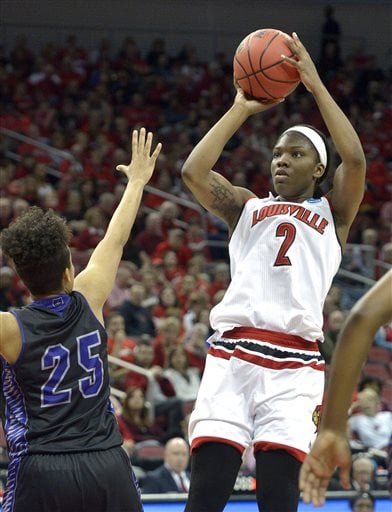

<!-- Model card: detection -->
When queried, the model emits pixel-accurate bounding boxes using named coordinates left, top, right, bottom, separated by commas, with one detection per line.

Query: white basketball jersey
left=209, top=194, right=341, bottom=342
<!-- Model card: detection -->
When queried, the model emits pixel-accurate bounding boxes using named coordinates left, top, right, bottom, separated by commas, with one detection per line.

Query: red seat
left=367, top=346, right=392, bottom=365
left=133, top=440, right=165, bottom=461
left=361, top=362, right=391, bottom=382
left=381, top=381, right=392, bottom=410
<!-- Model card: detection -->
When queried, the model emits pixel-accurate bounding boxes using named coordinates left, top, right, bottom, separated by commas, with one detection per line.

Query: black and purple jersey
left=1, top=291, right=121, bottom=457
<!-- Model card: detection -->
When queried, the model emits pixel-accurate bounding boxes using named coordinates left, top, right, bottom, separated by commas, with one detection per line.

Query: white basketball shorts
left=189, top=327, right=325, bottom=462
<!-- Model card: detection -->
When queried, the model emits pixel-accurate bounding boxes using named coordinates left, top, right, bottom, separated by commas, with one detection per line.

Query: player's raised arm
left=181, top=88, right=281, bottom=231
left=74, top=128, right=161, bottom=319
left=284, top=32, right=366, bottom=247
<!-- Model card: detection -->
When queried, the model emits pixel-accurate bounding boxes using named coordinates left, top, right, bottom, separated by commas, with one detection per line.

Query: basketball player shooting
left=0, top=128, right=161, bottom=512
left=181, top=32, right=366, bottom=512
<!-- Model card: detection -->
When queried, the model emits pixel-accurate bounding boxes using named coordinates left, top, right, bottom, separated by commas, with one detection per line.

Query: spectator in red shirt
left=153, top=228, right=193, bottom=269
left=106, top=311, right=137, bottom=362
left=116, top=387, right=169, bottom=447
left=184, top=216, right=211, bottom=261
left=176, top=274, right=199, bottom=309
left=105, top=264, right=134, bottom=312
left=72, top=206, right=105, bottom=251
left=158, top=250, right=186, bottom=283
left=208, top=261, right=230, bottom=302
left=152, top=285, right=181, bottom=325
left=135, top=211, right=165, bottom=256
left=182, top=322, right=209, bottom=375
left=158, top=201, right=180, bottom=236
left=123, top=341, right=185, bottom=440
left=152, top=316, right=182, bottom=368
left=116, top=387, right=174, bottom=472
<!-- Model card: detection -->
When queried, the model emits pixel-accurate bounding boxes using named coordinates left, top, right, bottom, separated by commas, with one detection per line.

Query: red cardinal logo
left=312, top=404, right=323, bottom=433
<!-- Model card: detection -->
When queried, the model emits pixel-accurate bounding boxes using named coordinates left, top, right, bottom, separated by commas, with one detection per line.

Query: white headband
left=283, top=125, right=327, bottom=168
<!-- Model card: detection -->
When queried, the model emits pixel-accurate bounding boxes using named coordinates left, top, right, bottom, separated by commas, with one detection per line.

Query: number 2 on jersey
left=274, top=222, right=296, bottom=266
left=41, top=330, right=104, bottom=407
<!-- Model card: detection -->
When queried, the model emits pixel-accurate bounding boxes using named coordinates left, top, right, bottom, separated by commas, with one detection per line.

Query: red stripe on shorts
left=222, top=326, right=318, bottom=351
left=209, top=345, right=325, bottom=372
left=254, top=441, right=307, bottom=462
left=191, top=436, right=244, bottom=455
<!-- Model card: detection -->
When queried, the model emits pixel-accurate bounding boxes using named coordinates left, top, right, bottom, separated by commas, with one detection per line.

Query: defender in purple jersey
left=0, top=128, right=161, bottom=512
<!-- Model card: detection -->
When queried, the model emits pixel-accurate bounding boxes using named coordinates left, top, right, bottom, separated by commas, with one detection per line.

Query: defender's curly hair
left=0, top=206, right=72, bottom=296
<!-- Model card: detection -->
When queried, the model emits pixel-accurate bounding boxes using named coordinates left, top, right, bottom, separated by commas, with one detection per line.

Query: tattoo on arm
left=210, top=176, right=239, bottom=215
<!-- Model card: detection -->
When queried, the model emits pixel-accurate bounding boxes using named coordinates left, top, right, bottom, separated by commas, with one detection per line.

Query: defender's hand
left=116, top=128, right=162, bottom=184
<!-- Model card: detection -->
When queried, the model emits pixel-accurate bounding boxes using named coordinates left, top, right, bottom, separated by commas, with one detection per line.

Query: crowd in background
left=0, top=20, right=391, bottom=496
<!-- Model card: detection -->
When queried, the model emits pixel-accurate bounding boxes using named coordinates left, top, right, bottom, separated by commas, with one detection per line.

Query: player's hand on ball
left=116, top=128, right=162, bottom=184
left=234, top=84, right=284, bottom=115
left=283, top=32, right=323, bottom=93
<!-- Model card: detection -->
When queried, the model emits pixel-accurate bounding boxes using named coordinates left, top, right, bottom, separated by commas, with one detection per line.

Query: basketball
left=233, top=28, right=300, bottom=101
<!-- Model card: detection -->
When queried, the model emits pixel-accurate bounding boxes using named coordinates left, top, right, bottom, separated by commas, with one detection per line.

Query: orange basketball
left=233, top=28, right=300, bottom=100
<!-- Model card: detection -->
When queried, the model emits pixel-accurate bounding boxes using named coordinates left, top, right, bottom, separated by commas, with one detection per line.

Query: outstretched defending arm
left=74, top=128, right=161, bottom=322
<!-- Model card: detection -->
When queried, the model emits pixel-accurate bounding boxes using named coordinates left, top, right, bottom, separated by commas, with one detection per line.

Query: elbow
left=347, top=307, right=377, bottom=335
left=181, top=160, right=190, bottom=181
left=350, top=146, right=366, bottom=173
left=356, top=152, right=367, bottom=173
left=342, top=151, right=367, bottom=188
left=181, top=160, right=197, bottom=187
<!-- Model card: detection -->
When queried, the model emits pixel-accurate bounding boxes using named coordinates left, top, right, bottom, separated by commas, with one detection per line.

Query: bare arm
left=0, top=311, right=22, bottom=363
left=181, top=89, right=282, bottom=231
left=285, top=33, right=366, bottom=247
left=300, top=269, right=392, bottom=506
left=74, top=128, right=161, bottom=321
left=320, top=269, right=392, bottom=433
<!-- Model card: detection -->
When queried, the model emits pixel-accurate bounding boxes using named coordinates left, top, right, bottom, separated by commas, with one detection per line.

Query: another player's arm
left=0, top=312, right=22, bottom=363
left=74, top=129, right=161, bottom=321
left=285, top=33, right=366, bottom=247
left=181, top=88, right=281, bottom=231
left=320, top=268, right=392, bottom=434
left=300, top=269, right=392, bottom=506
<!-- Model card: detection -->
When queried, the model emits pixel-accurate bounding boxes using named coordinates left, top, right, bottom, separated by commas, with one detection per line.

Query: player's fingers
left=300, top=469, right=317, bottom=503
left=151, top=142, right=162, bottom=161
left=312, top=478, right=328, bottom=507
left=143, top=131, right=153, bottom=155
left=301, top=486, right=311, bottom=504
left=131, top=129, right=138, bottom=155
left=137, top=127, right=146, bottom=152
left=312, top=492, right=326, bottom=508
left=339, top=467, right=351, bottom=490
left=299, top=463, right=310, bottom=490
left=281, top=54, right=298, bottom=68
left=309, top=478, right=323, bottom=507
left=292, top=32, right=303, bottom=47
